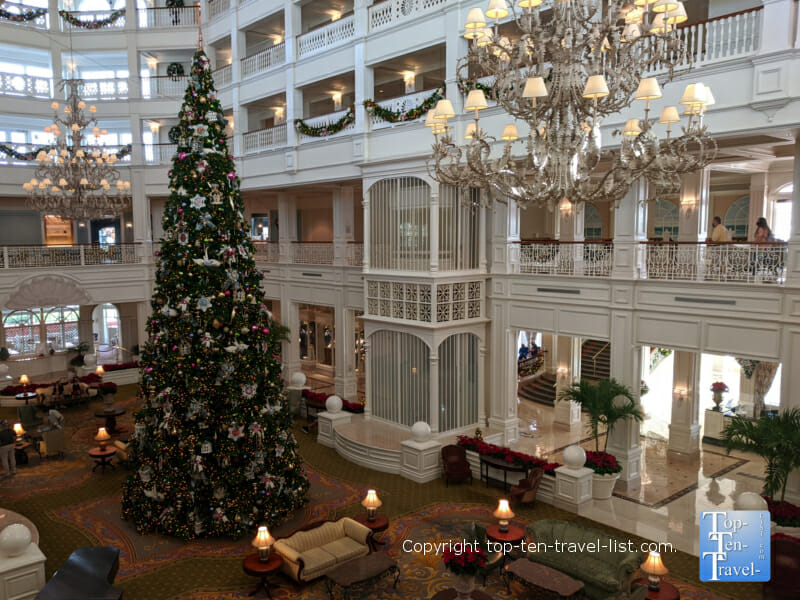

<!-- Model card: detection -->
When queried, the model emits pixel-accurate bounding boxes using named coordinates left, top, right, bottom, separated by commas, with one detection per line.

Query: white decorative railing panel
left=346, top=243, right=363, bottom=267
left=241, top=43, right=286, bottom=78
left=518, top=242, right=614, bottom=277
left=297, top=15, right=355, bottom=58
left=207, top=0, right=230, bottom=20
left=2, top=244, right=141, bottom=268
left=368, top=0, right=447, bottom=32
left=143, top=143, right=177, bottom=165
left=292, top=243, right=334, bottom=265
left=243, top=124, right=287, bottom=154
left=140, top=6, right=199, bottom=28
left=0, top=72, right=51, bottom=99
left=298, top=109, right=355, bottom=140
left=252, top=242, right=280, bottom=263
left=368, top=89, right=439, bottom=130
left=77, top=78, right=128, bottom=100
left=143, top=75, right=189, bottom=98
left=213, top=65, right=232, bottom=89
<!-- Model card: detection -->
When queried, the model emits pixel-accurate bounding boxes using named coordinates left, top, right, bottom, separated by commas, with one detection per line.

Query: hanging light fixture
left=428, top=0, right=717, bottom=210
left=23, top=79, right=131, bottom=219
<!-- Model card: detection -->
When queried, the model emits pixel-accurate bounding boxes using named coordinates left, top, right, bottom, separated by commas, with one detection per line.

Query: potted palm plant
left=557, top=378, right=644, bottom=499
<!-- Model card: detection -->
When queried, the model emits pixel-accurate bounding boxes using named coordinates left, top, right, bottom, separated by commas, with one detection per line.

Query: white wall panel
left=704, top=321, right=781, bottom=360
left=636, top=316, right=702, bottom=350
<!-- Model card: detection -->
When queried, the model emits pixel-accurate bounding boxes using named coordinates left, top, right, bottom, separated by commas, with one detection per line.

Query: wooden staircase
left=518, top=372, right=558, bottom=406
left=581, top=339, right=610, bottom=382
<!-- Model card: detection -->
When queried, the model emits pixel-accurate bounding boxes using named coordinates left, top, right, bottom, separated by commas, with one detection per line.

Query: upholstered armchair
left=17, top=404, right=42, bottom=430
left=40, top=428, right=65, bottom=458
left=510, top=467, right=544, bottom=506
left=441, top=444, right=472, bottom=487
left=765, top=535, right=800, bottom=599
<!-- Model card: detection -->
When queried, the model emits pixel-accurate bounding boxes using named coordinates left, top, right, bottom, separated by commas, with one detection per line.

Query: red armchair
left=765, top=535, right=800, bottom=599
left=510, top=467, right=544, bottom=506
left=441, top=445, right=472, bottom=487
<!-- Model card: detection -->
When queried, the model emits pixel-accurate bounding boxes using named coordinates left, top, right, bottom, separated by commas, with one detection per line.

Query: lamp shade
left=622, top=23, right=641, bottom=42
left=465, top=7, right=486, bottom=29
left=361, top=489, right=382, bottom=510
left=651, top=0, right=678, bottom=13
left=493, top=499, right=515, bottom=520
left=703, top=86, right=716, bottom=107
left=252, top=526, right=275, bottom=550
left=633, top=0, right=657, bottom=6
left=501, top=124, right=519, bottom=141
left=424, top=108, right=439, bottom=127
left=434, top=99, right=455, bottom=120
left=583, top=75, right=609, bottom=99
left=465, top=89, right=489, bottom=111
left=465, top=123, right=480, bottom=140
left=659, top=106, right=681, bottom=124
left=19, top=374, right=29, bottom=385
left=624, top=5, right=644, bottom=24
left=650, top=13, right=672, bottom=34
left=432, top=123, right=448, bottom=135
left=623, top=118, right=642, bottom=136
left=485, top=0, right=509, bottom=20
left=641, top=551, right=669, bottom=576
left=666, top=1, right=687, bottom=24
left=95, top=427, right=111, bottom=443
left=13, top=423, right=24, bottom=436
left=96, top=365, right=105, bottom=375
left=680, top=82, right=707, bottom=106
left=635, top=77, right=662, bottom=101
left=517, top=0, right=543, bottom=7
left=522, top=76, right=548, bottom=98
left=476, top=28, right=493, bottom=47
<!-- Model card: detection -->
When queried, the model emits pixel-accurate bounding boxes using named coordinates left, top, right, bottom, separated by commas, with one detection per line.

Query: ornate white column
left=333, top=187, right=355, bottom=266
left=429, top=354, right=439, bottom=433
left=552, top=336, right=581, bottom=429
left=362, top=189, right=371, bottom=272
left=612, top=179, right=648, bottom=280
left=488, top=319, right=518, bottom=444
left=490, top=199, right=520, bottom=274
left=430, top=188, right=440, bottom=272
left=783, top=137, right=800, bottom=285
left=362, top=338, right=372, bottom=418
left=555, top=201, right=585, bottom=275
left=277, top=193, right=296, bottom=264
left=668, top=350, right=701, bottom=455
left=478, top=344, right=487, bottom=426
left=334, top=308, right=357, bottom=399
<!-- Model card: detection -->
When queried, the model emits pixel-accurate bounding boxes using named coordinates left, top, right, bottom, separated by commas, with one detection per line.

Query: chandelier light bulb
left=71, top=124, right=80, bottom=131
left=582, top=74, right=609, bottom=99
left=522, top=76, right=548, bottom=98
left=124, top=181, right=131, bottom=189
left=635, top=77, right=662, bottom=102
left=465, top=7, right=487, bottom=30
left=623, top=118, right=643, bottom=136
left=78, top=100, right=86, bottom=109
left=23, top=182, right=32, bottom=191
left=93, top=127, right=100, bottom=135
left=633, top=0, right=658, bottom=6
left=59, top=178, right=68, bottom=187
left=80, top=177, right=89, bottom=186
left=666, top=2, right=687, bottom=24
left=434, top=99, right=455, bottom=120
left=485, top=0, right=509, bottom=20
left=501, top=124, right=519, bottom=141
left=51, top=101, right=59, bottom=110
left=101, top=129, right=107, bottom=135
left=90, top=105, right=97, bottom=113
left=659, top=106, right=681, bottom=124
left=51, top=186, right=60, bottom=192
left=64, top=106, right=71, bottom=114
left=465, top=89, right=489, bottom=112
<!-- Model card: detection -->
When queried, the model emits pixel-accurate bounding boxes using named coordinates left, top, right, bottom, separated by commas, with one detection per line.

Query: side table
left=242, top=553, right=283, bottom=598
left=353, top=513, right=389, bottom=551
left=431, top=589, right=492, bottom=600
left=88, top=446, right=116, bottom=473
left=487, top=524, right=525, bottom=566
left=16, top=392, right=38, bottom=405
left=632, top=578, right=680, bottom=600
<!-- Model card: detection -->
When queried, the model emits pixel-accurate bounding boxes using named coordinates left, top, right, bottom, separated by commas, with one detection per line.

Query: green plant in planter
left=67, top=341, right=91, bottom=366
left=722, top=408, right=800, bottom=501
left=0, top=347, right=9, bottom=361
left=557, top=378, right=644, bottom=455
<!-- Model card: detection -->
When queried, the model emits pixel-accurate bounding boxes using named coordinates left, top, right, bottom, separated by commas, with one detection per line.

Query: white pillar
left=478, top=205, right=487, bottom=271
left=430, top=188, right=440, bottom=272
left=333, top=187, right=355, bottom=266
left=748, top=173, right=773, bottom=241
left=758, top=0, right=795, bottom=53
left=490, top=199, right=520, bottom=274
left=555, top=201, right=585, bottom=275
left=278, top=193, right=296, bottom=264
left=362, top=189, right=371, bottom=271
left=281, top=299, right=300, bottom=378
left=429, top=354, right=439, bottom=433
left=612, top=179, right=648, bottom=279
left=488, top=316, right=518, bottom=444
left=334, top=308, right=357, bottom=399
left=785, top=137, right=800, bottom=284
left=668, top=351, right=701, bottom=455
left=478, top=344, right=487, bottom=426
left=553, top=336, right=581, bottom=429
left=678, top=169, right=711, bottom=242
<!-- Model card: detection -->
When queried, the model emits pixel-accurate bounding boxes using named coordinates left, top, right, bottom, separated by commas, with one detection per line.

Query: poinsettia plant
left=456, top=435, right=561, bottom=475
left=765, top=496, right=800, bottom=527
left=584, top=450, right=622, bottom=475
left=97, top=382, right=118, bottom=394
left=710, top=381, right=729, bottom=392
left=443, top=545, right=486, bottom=576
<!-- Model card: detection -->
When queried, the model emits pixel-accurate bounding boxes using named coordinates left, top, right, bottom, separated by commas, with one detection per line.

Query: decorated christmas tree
left=121, top=47, right=309, bottom=539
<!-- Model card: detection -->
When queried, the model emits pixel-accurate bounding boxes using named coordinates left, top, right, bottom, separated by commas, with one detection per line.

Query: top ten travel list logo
left=700, top=510, right=770, bottom=582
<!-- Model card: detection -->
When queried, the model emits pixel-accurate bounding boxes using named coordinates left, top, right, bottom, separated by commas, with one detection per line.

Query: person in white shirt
left=710, top=216, right=731, bottom=242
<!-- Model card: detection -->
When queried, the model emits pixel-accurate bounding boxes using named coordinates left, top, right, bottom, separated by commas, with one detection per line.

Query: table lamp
left=19, top=374, right=29, bottom=386
left=361, top=489, right=382, bottom=522
left=252, top=526, right=275, bottom=562
left=13, top=423, right=24, bottom=441
left=95, top=365, right=105, bottom=376
left=95, top=427, right=111, bottom=449
left=493, top=499, right=514, bottom=533
left=640, top=550, right=669, bottom=591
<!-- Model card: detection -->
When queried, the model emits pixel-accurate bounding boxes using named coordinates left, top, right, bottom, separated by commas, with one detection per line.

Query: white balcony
left=368, top=88, right=439, bottom=130
left=138, top=6, right=199, bottom=28
left=213, top=65, right=233, bottom=89
left=1, top=244, right=142, bottom=269
left=76, top=78, right=128, bottom=100
left=346, top=243, right=363, bottom=267
left=143, top=143, right=177, bottom=164
left=1, top=3, right=48, bottom=29
left=242, top=124, right=287, bottom=155
left=241, top=43, right=286, bottom=79
left=298, top=108, right=355, bottom=141
left=59, top=10, right=126, bottom=31
left=141, top=75, right=189, bottom=98
left=293, top=242, right=334, bottom=265
left=517, top=241, right=614, bottom=278
left=0, top=72, right=52, bottom=99
left=368, top=0, right=447, bottom=33
left=207, top=0, right=230, bottom=21
left=297, top=15, right=355, bottom=59
left=252, top=242, right=279, bottom=263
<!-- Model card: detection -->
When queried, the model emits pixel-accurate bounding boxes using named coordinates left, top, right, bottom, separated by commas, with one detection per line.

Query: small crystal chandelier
left=23, top=79, right=131, bottom=219
left=428, top=0, right=717, bottom=210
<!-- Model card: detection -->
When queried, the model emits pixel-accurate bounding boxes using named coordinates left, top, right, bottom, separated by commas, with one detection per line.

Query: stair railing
left=591, top=342, right=610, bottom=377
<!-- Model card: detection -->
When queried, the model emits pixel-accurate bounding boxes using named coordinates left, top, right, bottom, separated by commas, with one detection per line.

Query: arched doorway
left=92, top=303, right=121, bottom=363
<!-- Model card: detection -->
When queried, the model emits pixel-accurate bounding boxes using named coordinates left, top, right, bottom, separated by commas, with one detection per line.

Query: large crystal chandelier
left=23, top=79, right=131, bottom=219
left=428, top=0, right=717, bottom=210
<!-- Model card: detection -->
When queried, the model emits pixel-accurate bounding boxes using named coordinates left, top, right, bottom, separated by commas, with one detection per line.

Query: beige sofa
left=273, top=517, right=371, bottom=582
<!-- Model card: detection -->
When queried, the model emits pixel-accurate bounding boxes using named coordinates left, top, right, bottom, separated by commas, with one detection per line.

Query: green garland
left=0, top=7, right=47, bottom=22
left=296, top=106, right=355, bottom=137
left=363, top=84, right=444, bottom=124
left=59, top=9, right=124, bottom=29
left=0, top=143, right=132, bottom=161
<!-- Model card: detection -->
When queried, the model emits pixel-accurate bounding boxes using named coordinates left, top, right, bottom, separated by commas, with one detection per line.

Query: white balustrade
left=2, top=244, right=141, bottom=269
left=139, top=6, right=199, bottom=28
left=297, top=15, right=355, bottom=58
left=77, top=78, right=128, bottom=100
left=298, top=108, right=355, bottom=140
left=213, top=65, right=232, bottom=89
left=241, top=43, right=286, bottom=79
left=346, top=243, right=363, bottom=267
left=368, top=0, right=447, bottom=32
left=0, top=72, right=51, bottom=99
left=1, top=3, right=49, bottom=29
left=252, top=242, right=280, bottom=263
left=59, top=10, right=125, bottom=31
left=518, top=242, right=614, bottom=277
left=243, top=124, right=287, bottom=154
left=207, top=0, right=230, bottom=20
left=142, top=75, right=189, bottom=98
left=642, top=242, right=786, bottom=285
left=292, top=243, right=334, bottom=265
left=368, top=89, right=439, bottom=130
left=143, top=143, right=177, bottom=164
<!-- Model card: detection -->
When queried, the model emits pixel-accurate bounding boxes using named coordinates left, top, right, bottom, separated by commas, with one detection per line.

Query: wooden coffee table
left=632, top=577, right=680, bottom=600
left=504, top=558, right=584, bottom=599
left=325, top=552, right=398, bottom=600
left=431, top=589, right=492, bottom=600
left=242, top=553, right=283, bottom=598
left=353, top=513, right=389, bottom=551
left=88, top=446, right=116, bottom=472
left=95, top=406, right=126, bottom=434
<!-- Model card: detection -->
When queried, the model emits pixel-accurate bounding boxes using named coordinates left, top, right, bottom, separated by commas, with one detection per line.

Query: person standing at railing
left=752, top=217, right=777, bottom=279
left=709, top=216, right=732, bottom=243
left=754, top=217, right=774, bottom=242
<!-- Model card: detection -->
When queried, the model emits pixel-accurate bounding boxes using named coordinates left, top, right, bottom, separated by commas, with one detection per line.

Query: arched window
left=43, top=306, right=80, bottom=351
left=584, top=204, right=603, bottom=239
left=653, top=200, right=679, bottom=240
left=724, top=196, right=750, bottom=239
left=439, top=333, right=479, bottom=432
left=2, top=310, right=40, bottom=356
left=2, top=305, right=81, bottom=356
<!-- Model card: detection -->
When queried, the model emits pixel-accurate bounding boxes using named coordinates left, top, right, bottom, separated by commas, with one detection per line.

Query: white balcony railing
left=76, top=78, right=128, bottom=100
left=207, top=0, right=230, bottom=20
left=293, top=243, right=334, bottom=265
left=252, top=242, right=280, bottom=263
left=368, top=0, right=447, bottom=32
left=0, top=72, right=52, bottom=99
left=141, top=75, right=189, bottom=98
left=299, top=109, right=355, bottom=141
left=143, top=143, right=177, bottom=164
left=243, top=124, right=287, bottom=154
left=59, top=10, right=126, bottom=31
left=1, top=3, right=49, bottom=29
left=1, top=244, right=142, bottom=269
left=346, top=243, right=363, bottom=267
left=139, top=6, right=199, bottom=28
left=642, top=242, right=786, bottom=285
left=517, top=241, right=614, bottom=277
left=368, top=88, right=439, bottom=130
left=213, top=65, right=233, bottom=89
left=241, top=43, right=286, bottom=79
left=297, top=15, right=355, bottom=59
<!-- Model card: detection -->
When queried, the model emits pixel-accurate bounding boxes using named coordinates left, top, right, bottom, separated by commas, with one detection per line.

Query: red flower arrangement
left=1, top=373, right=101, bottom=396
left=710, top=381, right=729, bottom=392
left=456, top=435, right=561, bottom=475
left=765, top=496, right=800, bottom=527
left=97, top=382, right=118, bottom=394
left=102, top=362, right=139, bottom=372
left=443, top=545, right=487, bottom=576
left=301, top=389, right=364, bottom=413
left=584, top=451, right=622, bottom=475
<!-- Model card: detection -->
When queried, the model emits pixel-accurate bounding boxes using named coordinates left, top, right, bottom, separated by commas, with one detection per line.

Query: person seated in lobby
left=71, top=377, right=82, bottom=401
left=709, top=216, right=731, bottom=242
left=53, top=379, right=65, bottom=401
left=0, top=420, right=17, bottom=477
left=48, top=409, right=65, bottom=429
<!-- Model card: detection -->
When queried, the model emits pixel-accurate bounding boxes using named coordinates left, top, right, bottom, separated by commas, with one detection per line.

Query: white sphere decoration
left=325, top=395, right=343, bottom=414
left=290, top=372, right=306, bottom=388
left=0, top=363, right=8, bottom=375
left=563, top=445, right=587, bottom=469
left=411, top=421, right=432, bottom=442
left=734, top=492, right=768, bottom=511
left=0, top=524, right=32, bottom=557
left=83, top=354, right=97, bottom=368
